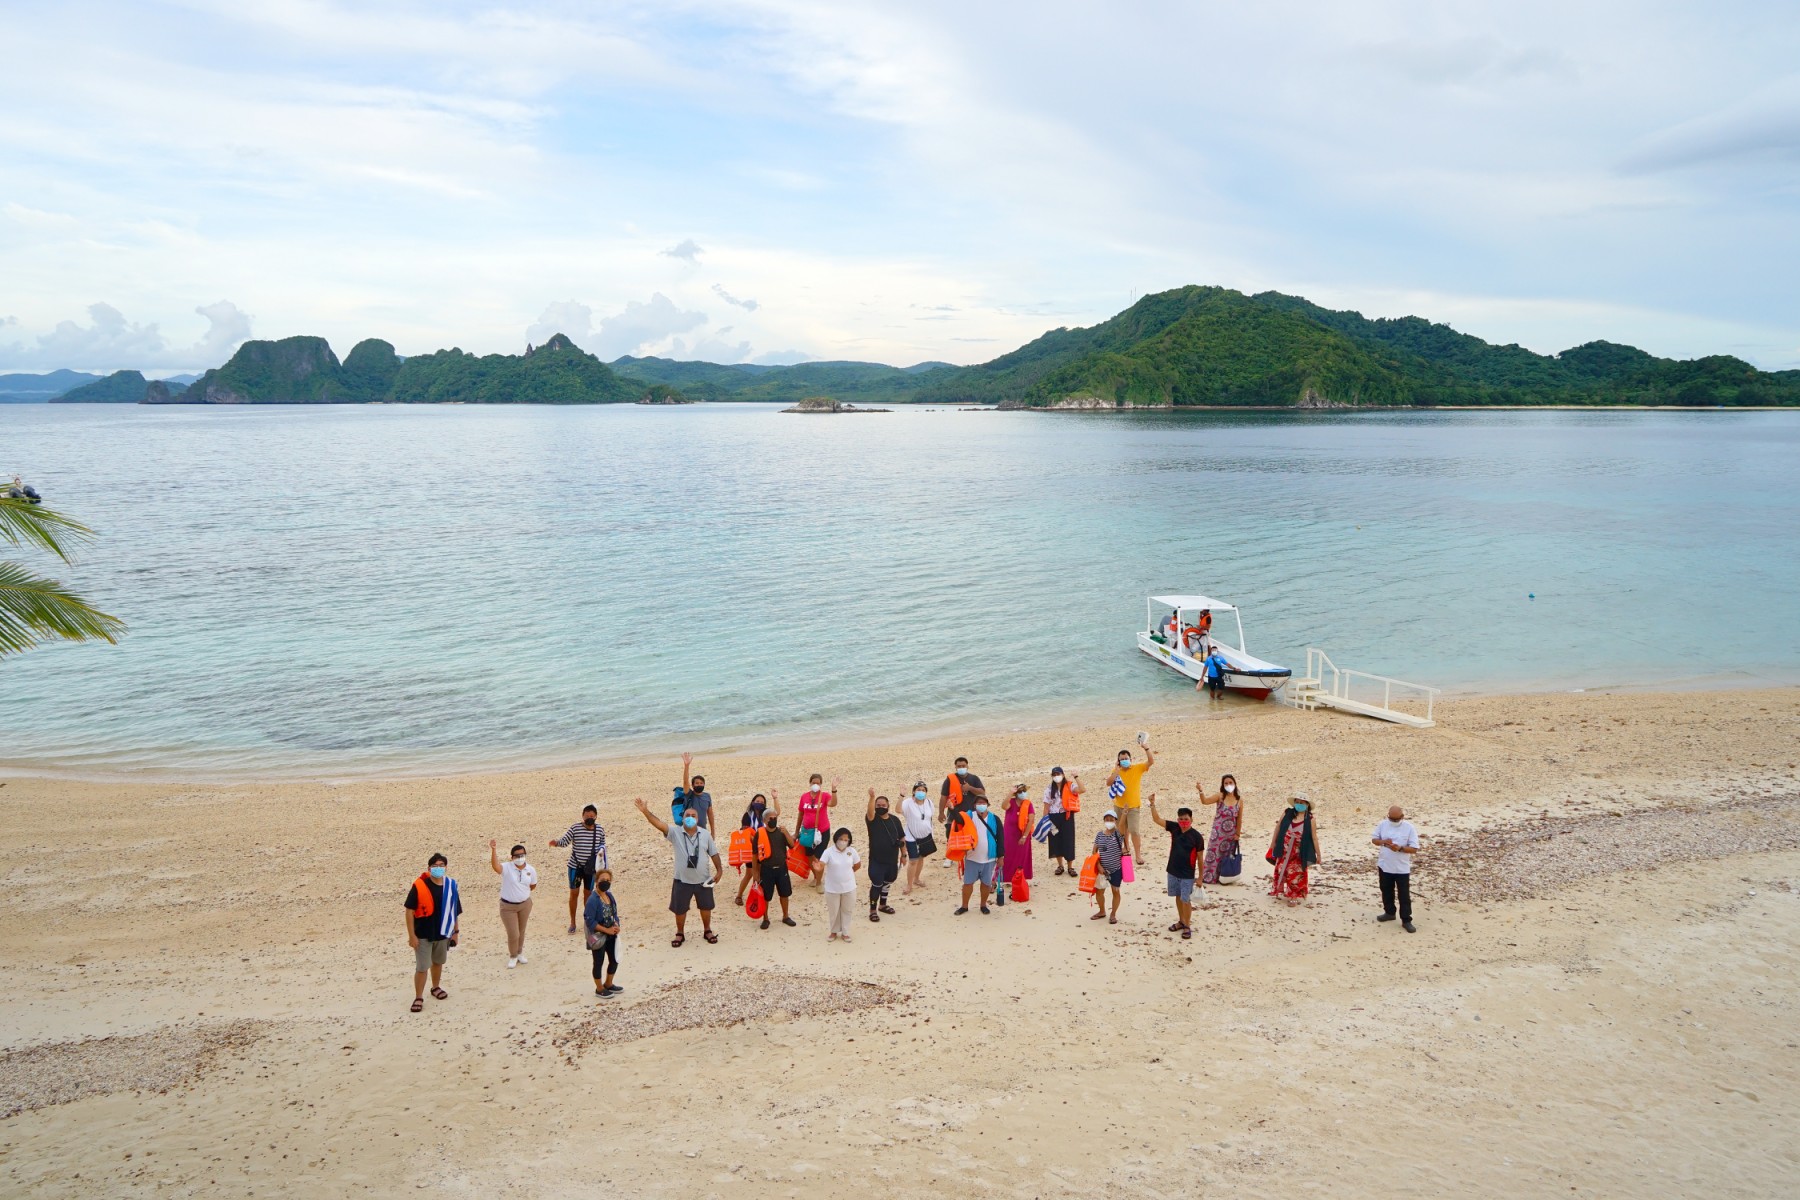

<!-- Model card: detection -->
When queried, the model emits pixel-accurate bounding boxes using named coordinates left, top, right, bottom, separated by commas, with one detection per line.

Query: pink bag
left=1120, top=854, right=1136, bottom=884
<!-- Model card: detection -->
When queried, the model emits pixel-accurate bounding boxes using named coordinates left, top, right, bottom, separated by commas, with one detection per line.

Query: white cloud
left=525, top=300, right=594, bottom=346
left=661, top=239, right=704, bottom=262
left=0, top=301, right=252, bottom=372
left=711, top=283, right=759, bottom=311
left=589, top=293, right=709, bottom=359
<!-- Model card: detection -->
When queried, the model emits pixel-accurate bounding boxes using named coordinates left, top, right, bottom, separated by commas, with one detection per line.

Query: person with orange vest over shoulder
left=752, top=808, right=797, bottom=930
left=732, top=790, right=778, bottom=907
left=951, top=797, right=1005, bottom=916
left=404, top=853, right=462, bottom=1013
left=938, top=756, right=986, bottom=869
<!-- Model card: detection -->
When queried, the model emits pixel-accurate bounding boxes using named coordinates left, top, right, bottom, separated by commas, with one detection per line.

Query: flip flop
left=1108, top=916, right=1118, bottom=924
left=410, top=997, right=424, bottom=1012
left=430, top=987, right=448, bottom=1000
left=703, top=930, right=718, bottom=944
left=1090, top=912, right=1106, bottom=921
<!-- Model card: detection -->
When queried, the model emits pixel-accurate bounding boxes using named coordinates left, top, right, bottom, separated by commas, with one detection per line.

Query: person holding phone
left=634, top=796, right=724, bottom=946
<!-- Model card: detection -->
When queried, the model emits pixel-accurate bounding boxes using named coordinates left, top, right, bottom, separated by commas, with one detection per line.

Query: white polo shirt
left=1373, top=819, right=1419, bottom=874
left=499, top=860, right=538, bottom=903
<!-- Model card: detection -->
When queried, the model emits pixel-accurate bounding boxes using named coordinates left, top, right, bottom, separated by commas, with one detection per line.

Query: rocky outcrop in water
left=52, top=370, right=175, bottom=403
left=781, top=396, right=889, bottom=413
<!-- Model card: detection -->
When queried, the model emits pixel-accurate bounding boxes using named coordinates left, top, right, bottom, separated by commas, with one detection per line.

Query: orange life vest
left=408, top=874, right=436, bottom=919
left=945, top=773, right=963, bottom=808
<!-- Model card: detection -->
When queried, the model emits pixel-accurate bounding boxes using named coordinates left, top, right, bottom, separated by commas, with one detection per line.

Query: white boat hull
left=1136, top=633, right=1291, bottom=700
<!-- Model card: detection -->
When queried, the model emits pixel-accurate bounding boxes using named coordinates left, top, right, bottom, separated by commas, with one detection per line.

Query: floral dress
left=1201, top=801, right=1240, bottom=884
left=1269, top=817, right=1310, bottom=900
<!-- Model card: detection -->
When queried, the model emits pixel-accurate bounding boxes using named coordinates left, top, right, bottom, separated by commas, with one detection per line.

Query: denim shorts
left=1166, top=874, right=1195, bottom=901
left=961, top=858, right=999, bottom=887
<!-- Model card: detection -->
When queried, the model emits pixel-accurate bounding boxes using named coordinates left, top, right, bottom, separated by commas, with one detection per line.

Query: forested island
left=36, top=286, right=1800, bottom=408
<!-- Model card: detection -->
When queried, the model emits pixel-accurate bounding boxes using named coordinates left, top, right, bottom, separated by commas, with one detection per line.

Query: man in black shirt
left=1148, top=792, right=1204, bottom=940
left=865, top=788, right=906, bottom=920
left=937, top=756, right=985, bottom=869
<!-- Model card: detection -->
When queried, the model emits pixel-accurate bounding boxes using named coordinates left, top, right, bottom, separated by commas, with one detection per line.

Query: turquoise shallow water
left=5, top=404, right=1798, bottom=777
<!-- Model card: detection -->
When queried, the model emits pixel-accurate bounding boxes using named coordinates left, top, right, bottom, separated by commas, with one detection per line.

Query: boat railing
left=1293, top=647, right=1440, bottom=726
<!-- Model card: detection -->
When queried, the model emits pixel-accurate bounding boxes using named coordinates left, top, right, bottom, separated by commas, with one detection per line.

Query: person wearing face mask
left=1043, top=767, right=1082, bottom=875
left=939, top=757, right=986, bottom=869
left=795, top=774, right=839, bottom=888
left=1147, top=792, right=1205, bottom=938
left=1267, top=793, right=1321, bottom=906
left=583, top=869, right=623, bottom=996
left=1372, top=804, right=1420, bottom=932
left=489, top=838, right=539, bottom=967
left=898, top=781, right=937, bottom=894
left=1001, top=783, right=1035, bottom=892
left=676, top=752, right=715, bottom=837
left=819, top=828, right=863, bottom=942
left=404, top=853, right=462, bottom=1012
left=1091, top=814, right=1126, bottom=924
left=863, top=789, right=906, bottom=920
left=1104, top=742, right=1155, bottom=866
left=633, top=797, right=724, bottom=946
left=1198, top=775, right=1244, bottom=886
left=734, top=790, right=779, bottom=907
left=951, top=796, right=1005, bottom=915
left=550, top=804, right=607, bottom=935
left=752, top=810, right=799, bottom=929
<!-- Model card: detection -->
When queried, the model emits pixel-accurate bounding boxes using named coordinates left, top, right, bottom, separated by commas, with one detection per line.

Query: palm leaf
left=0, top=498, right=95, bottom=564
left=0, top=559, right=126, bottom=657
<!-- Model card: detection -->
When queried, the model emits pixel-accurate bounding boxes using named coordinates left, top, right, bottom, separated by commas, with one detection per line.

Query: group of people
left=401, top=744, right=1424, bottom=1010
left=1157, top=608, right=1232, bottom=697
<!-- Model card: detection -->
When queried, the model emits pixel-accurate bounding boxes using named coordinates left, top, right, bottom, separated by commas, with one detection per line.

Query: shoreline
left=5, top=670, right=1793, bottom=786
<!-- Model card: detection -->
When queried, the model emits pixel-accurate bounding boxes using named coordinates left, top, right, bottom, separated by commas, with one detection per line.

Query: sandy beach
left=2, top=687, right=1797, bottom=1198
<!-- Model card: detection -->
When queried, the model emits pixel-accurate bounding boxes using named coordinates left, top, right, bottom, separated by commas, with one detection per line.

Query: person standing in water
left=489, top=838, right=538, bottom=967
left=864, top=789, right=905, bottom=921
left=1043, top=767, right=1082, bottom=876
left=898, top=781, right=936, bottom=894
left=1198, top=775, right=1243, bottom=886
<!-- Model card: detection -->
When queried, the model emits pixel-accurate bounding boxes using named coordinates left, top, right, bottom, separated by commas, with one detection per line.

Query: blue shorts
left=961, top=858, right=999, bottom=887
left=568, top=864, right=595, bottom=890
left=1166, top=874, right=1195, bottom=901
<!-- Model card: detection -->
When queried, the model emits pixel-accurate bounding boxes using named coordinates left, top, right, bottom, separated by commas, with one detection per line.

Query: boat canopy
left=1149, top=595, right=1236, bottom=612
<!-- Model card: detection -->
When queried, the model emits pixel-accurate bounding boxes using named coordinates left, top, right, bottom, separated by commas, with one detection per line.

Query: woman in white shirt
left=899, top=781, right=937, bottom=896
left=489, top=838, right=539, bottom=967
left=818, top=829, right=862, bottom=943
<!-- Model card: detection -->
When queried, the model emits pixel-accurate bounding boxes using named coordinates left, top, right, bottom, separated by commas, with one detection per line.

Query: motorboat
left=1137, top=594, right=1291, bottom=700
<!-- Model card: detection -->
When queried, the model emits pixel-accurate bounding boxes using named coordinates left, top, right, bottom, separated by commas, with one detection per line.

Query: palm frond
left=0, top=559, right=126, bottom=657
left=0, top=499, right=96, bottom=564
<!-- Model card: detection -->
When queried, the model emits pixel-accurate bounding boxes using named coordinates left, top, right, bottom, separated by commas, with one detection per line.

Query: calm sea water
left=5, top=404, right=1797, bottom=777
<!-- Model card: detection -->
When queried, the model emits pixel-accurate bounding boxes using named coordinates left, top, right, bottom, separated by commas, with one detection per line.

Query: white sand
left=1, top=687, right=1797, bottom=1197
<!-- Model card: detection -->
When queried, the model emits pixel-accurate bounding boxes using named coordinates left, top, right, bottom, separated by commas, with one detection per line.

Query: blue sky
left=2, top=0, right=1796, bottom=373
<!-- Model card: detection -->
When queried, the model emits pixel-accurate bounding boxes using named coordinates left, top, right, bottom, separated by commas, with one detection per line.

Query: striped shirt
left=555, top=821, right=608, bottom=872
left=1094, top=829, right=1124, bottom=875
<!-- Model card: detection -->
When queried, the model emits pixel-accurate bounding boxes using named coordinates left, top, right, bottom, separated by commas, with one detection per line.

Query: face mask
left=583, top=818, right=596, bottom=827
left=914, top=790, right=927, bottom=801
left=876, top=806, right=888, bottom=816
left=1294, top=803, right=1309, bottom=814
left=1224, top=784, right=1236, bottom=794
left=429, top=866, right=446, bottom=880
left=810, top=783, right=823, bottom=793
left=1052, top=775, right=1064, bottom=784
left=765, top=819, right=778, bottom=830
left=1178, top=819, right=1192, bottom=830
left=1118, top=758, right=1130, bottom=768
left=975, top=804, right=988, bottom=815
left=955, top=767, right=967, bottom=776
left=835, top=840, right=849, bottom=852
left=597, top=880, right=611, bottom=892
left=682, top=815, right=699, bottom=829
left=512, top=855, right=527, bottom=866
left=1103, top=822, right=1116, bottom=832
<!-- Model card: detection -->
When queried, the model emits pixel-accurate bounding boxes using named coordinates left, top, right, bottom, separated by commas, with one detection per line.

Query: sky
left=1, top=0, right=1796, bottom=374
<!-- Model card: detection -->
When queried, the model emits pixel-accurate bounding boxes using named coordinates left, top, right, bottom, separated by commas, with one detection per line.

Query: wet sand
left=2, top=687, right=1797, bottom=1197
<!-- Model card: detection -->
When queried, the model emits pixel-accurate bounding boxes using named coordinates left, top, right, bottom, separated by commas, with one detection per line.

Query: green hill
left=392, top=333, right=641, bottom=404
left=613, top=355, right=949, bottom=404
left=50, top=369, right=176, bottom=403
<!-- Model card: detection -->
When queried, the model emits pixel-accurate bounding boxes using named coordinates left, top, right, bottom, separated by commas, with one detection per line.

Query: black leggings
left=590, top=934, right=618, bottom=978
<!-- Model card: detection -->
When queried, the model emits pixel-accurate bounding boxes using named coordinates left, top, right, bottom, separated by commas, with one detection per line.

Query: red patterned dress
left=1269, top=816, right=1310, bottom=901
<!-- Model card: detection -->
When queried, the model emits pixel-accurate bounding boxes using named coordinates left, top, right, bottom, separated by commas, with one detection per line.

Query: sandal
left=879, top=904, right=896, bottom=914
left=869, top=911, right=880, bottom=922
left=410, top=997, right=424, bottom=1012
left=1090, top=912, right=1106, bottom=921
left=760, top=917, right=770, bottom=930
left=979, top=905, right=991, bottom=915
left=672, top=934, right=685, bottom=947
left=1109, top=916, right=1118, bottom=924
left=954, top=906, right=969, bottom=916
left=1169, top=922, right=1185, bottom=932
left=1181, top=927, right=1192, bottom=939
left=702, top=930, right=718, bottom=944
left=430, top=987, right=448, bottom=1000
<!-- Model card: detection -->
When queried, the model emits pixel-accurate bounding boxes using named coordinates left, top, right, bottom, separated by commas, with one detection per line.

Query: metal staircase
left=1282, top=648, right=1439, bottom=728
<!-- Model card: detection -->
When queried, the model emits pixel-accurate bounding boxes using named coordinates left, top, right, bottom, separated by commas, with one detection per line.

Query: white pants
left=824, top=891, right=855, bottom=937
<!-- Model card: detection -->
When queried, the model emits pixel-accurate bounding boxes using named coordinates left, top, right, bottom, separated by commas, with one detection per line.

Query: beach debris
left=0, top=1020, right=267, bottom=1118
left=1355, top=791, right=1800, bottom=905
left=551, top=969, right=901, bottom=1056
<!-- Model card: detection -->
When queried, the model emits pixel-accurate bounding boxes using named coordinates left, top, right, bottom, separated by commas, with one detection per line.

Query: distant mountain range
left=20, top=286, right=1800, bottom=408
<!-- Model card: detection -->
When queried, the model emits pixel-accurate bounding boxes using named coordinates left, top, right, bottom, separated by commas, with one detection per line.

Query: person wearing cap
left=1090, top=812, right=1126, bottom=924
left=1372, top=804, right=1420, bottom=932
left=1043, top=767, right=1082, bottom=875
left=1267, top=794, right=1321, bottom=906
left=898, top=781, right=936, bottom=894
